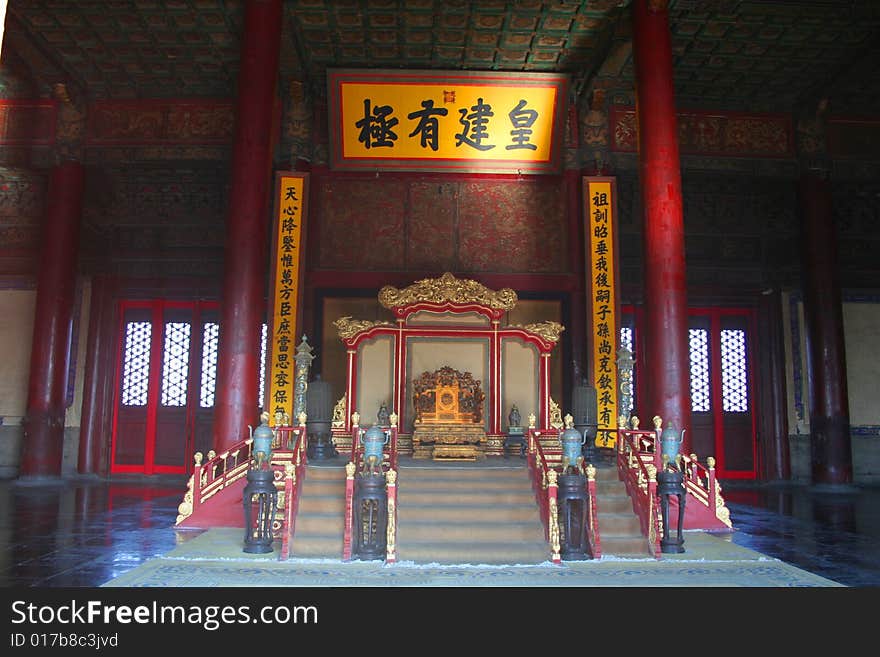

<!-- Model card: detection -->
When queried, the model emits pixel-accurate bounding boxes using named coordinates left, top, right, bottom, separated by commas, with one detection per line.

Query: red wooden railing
left=584, top=464, right=602, bottom=559
left=182, top=440, right=255, bottom=524
left=526, top=427, right=564, bottom=563
left=525, top=427, right=604, bottom=561
left=342, top=421, right=361, bottom=561
left=179, top=418, right=309, bottom=561
left=614, top=419, right=663, bottom=558
left=614, top=415, right=733, bottom=534
left=275, top=423, right=309, bottom=561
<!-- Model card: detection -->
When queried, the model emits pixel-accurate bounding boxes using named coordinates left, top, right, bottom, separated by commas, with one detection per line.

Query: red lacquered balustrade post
left=342, top=461, right=356, bottom=560
left=548, top=469, right=561, bottom=564
left=385, top=468, right=398, bottom=563
left=281, top=464, right=295, bottom=560
left=707, top=456, right=717, bottom=518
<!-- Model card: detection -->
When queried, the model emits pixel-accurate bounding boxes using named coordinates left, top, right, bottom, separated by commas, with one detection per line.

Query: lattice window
left=200, top=323, right=219, bottom=408
left=121, top=321, right=152, bottom=406
left=259, top=323, right=268, bottom=410
left=161, top=322, right=191, bottom=407
left=721, top=329, right=749, bottom=412
left=619, top=327, right=633, bottom=356
left=689, top=328, right=710, bottom=412
left=619, top=327, right=635, bottom=414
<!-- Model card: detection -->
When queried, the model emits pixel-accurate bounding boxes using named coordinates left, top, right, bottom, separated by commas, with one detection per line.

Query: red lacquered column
left=77, top=274, right=116, bottom=475
left=631, top=0, right=692, bottom=452
left=213, top=0, right=283, bottom=452
left=20, top=161, right=85, bottom=478
left=799, top=173, right=853, bottom=486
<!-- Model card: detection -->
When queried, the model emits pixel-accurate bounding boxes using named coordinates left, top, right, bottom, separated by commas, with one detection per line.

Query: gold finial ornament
left=618, top=414, right=628, bottom=428
left=207, top=450, right=216, bottom=460
left=508, top=321, right=565, bottom=344
left=385, top=469, right=397, bottom=485
left=389, top=412, right=398, bottom=428
left=564, top=413, right=574, bottom=429
left=345, top=461, right=356, bottom=478
left=631, top=416, right=640, bottom=430
left=653, top=415, right=662, bottom=431
left=586, top=463, right=596, bottom=481
left=547, top=469, right=558, bottom=486
left=646, top=464, right=657, bottom=481
left=297, top=411, right=307, bottom=426
left=707, top=456, right=716, bottom=469
left=273, top=410, right=286, bottom=427
left=378, top=271, right=518, bottom=310
left=194, top=452, right=203, bottom=466
left=352, top=411, right=360, bottom=426
left=333, top=316, right=392, bottom=340
left=528, top=412, right=536, bottom=429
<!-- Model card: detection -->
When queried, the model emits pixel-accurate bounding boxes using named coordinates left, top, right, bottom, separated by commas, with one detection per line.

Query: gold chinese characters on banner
left=266, top=173, right=308, bottom=421
left=328, top=69, right=568, bottom=174
left=584, top=178, right=619, bottom=447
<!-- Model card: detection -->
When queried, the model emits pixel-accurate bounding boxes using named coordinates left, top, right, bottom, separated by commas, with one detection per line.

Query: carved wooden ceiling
left=4, top=0, right=880, bottom=116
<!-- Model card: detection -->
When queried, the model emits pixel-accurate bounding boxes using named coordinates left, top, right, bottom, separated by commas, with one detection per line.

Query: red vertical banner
left=266, top=172, right=309, bottom=421
left=584, top=177, right=620, bottom=447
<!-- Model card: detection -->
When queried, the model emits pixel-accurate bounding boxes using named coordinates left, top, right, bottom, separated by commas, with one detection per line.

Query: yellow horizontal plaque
left=328, top=69, right=568, bottom=174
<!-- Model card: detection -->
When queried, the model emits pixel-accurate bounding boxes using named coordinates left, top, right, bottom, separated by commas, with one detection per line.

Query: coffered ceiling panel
left=3, top=1, right=879, bottom=116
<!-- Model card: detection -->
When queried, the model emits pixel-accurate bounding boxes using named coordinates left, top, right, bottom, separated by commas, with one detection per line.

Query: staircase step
left=598, top=535, right=651, bottom=557
left=293, top=512, right=345, bottom=534
left=400, top=478, right=532, bottom=491
left=596, top=500, right=634, bottom=517
left=400, top=490, right=536, bottom=505
left=397, top=503, right=539, bottom=523
left=397, top=465, right=528, bottom=477
left=595, top=513, right=643, bottom=535
left=303, top=465, right=348, bottom=480
left=301, top=480, right=347, bottom=495
left=295, top=495, right=346, bottom=514
left=398, top=541, right=550, bottom=565
left=398, top=520, right=545, bottom=542
left=289, top=533, right=344, bottom=558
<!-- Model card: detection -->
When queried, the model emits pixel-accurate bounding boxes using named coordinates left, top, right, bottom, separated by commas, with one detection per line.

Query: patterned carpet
left=101, top=528, right=842, bottom=587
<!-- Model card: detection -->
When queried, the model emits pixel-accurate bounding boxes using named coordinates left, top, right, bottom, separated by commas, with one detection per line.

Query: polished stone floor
left=1, top=474, right=878, bottom=588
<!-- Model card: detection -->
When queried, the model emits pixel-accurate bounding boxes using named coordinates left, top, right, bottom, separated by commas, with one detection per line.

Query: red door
left=110, top=300, right=219, bottom=475
left=620, top=305, right=757, bottom=480
left=687, top=308, right=757, bottom=479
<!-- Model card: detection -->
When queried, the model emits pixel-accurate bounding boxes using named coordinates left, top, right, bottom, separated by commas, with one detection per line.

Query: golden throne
left=411, top=366, right=486, bottom=461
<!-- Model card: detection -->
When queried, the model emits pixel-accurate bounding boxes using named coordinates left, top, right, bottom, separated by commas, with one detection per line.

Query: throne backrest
left=413, top=366, right=484, bottom=425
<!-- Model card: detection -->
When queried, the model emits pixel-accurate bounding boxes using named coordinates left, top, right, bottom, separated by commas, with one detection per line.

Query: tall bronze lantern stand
left=657, top=459, right=686, bottom=554
left=242, top=465, right=278, bottom=554
left=557, top=419, right=590, bottom=560
left=353, top=466, right=388, bottom=560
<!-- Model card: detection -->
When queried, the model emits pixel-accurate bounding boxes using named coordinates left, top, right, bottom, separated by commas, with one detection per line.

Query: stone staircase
left=395, top=462, right=550, bottom=565
left=286, top=459, right=649, bottom=563
left=590, top=463, right=652, bottom=557
left=288, top=463, right=347, bottom=559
